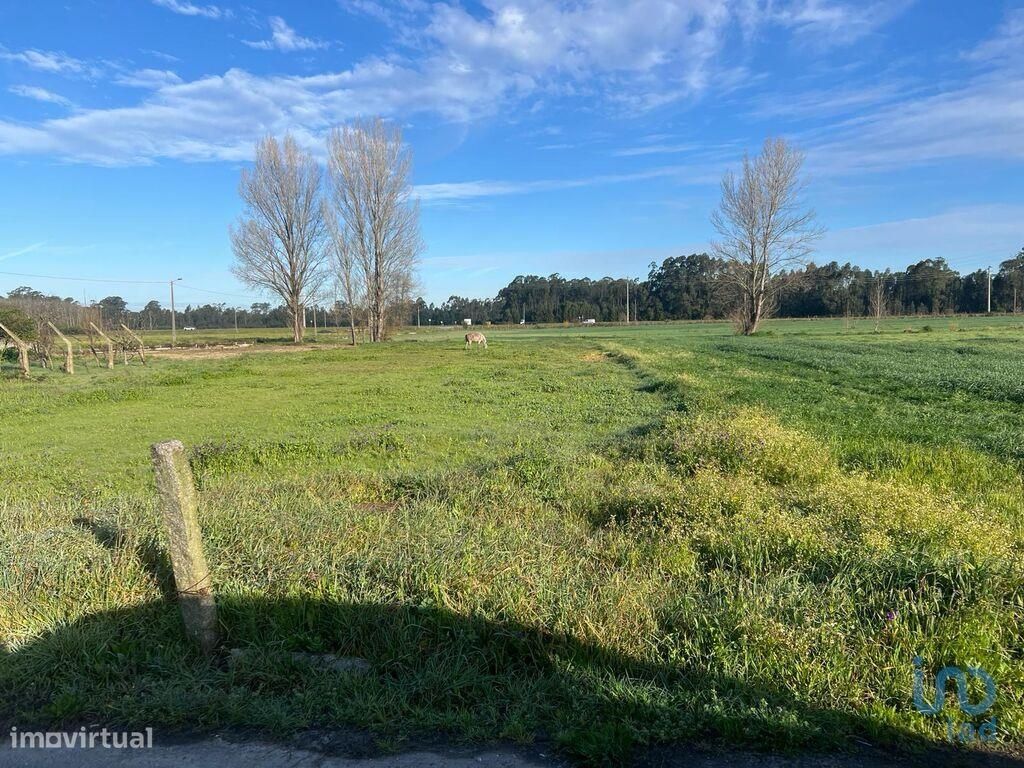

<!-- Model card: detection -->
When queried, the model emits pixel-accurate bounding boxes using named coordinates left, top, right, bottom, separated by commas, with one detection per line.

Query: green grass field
left=2, top=317, right=1022, bottom=764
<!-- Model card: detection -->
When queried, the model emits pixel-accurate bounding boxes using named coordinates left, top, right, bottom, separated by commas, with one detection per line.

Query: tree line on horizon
left=413, top=251, right=1024, bottom=326
left=4, top=249, right=1021, bottom=336
left=3, top=134, right=1022, bottom=339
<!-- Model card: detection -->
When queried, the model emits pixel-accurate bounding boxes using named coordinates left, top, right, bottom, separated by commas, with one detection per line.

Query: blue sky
left=0, top=0, right=1021, bottom=308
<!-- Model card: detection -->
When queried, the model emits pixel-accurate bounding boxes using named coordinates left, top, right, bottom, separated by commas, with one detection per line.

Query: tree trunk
left=291, top=298, right=304, bottom=343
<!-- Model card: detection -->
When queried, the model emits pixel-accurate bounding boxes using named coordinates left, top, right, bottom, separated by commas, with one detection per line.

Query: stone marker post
left=0, top=322, right=30, bottom=378
left=151, top=440, right=219, bottom=656
left=46, top=321, right=74, bottom=374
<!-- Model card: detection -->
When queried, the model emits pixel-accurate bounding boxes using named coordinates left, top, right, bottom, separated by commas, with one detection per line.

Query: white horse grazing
left=465, top=331, right=488, bottom=349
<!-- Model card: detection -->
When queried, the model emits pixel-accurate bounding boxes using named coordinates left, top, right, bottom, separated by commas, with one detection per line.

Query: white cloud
left=115, top=69, right=183, bottom=89
left=244, top=17, right=328, bottom=52
left=0, top=1, right=919, bottom=166
left=8, top=85, right=72, bottom=107
left=0, top=47, right=86, bottom=74
left=151, top=0, right=226, bottom=20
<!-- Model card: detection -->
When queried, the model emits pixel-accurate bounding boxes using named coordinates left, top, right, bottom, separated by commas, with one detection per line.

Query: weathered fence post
left=46, top=322, right=74, bottom=374
left=151, top=440, right=219, bottom=656
left=0, top=322, right=30, bottom=378
left=89, top=322, right=115, bottom=369
left=120, top=323, right=146, bottom=365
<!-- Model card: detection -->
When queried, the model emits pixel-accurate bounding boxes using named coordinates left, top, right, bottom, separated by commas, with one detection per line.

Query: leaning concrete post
left=0, top=322, right=30, bottom=378
left=120, top=323, right=146, bottom=365
left=151, top=440, right=218, bottom=656
left=46, top=322, right=74, bottom=374
left=89, top=322, right=115, bottom=369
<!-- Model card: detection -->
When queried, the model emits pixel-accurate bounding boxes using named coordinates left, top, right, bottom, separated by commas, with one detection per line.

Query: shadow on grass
left=3, top=593, right=1021, bottom=767
left=0, top=518, right=1018, bottom=767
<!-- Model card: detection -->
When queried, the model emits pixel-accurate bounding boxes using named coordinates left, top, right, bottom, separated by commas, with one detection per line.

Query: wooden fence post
left=120, top=323, right=146, bottom=365
left=89, top=322, right=115, bottom=369
left=151, top=440, right=219, bottom=656
left=0, top=322, right=30, bottom=378
left=46, top=322, right=74, bottom=374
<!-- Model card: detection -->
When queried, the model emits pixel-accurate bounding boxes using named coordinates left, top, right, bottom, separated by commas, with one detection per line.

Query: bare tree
left=869, top=275, right=889, bottom=332
left=230, top=135, right=327, bottom=343
left=324, top=207, right=362, bottom=345
left=325, top=118, right=422, bottom=342
left=711, top=137, right=824, bottom=335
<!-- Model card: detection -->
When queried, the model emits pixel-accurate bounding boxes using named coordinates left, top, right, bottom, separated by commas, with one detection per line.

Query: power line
left=177, top=283, right=263, bottom=300
left=0, top=269, right=168, bottom=285
left=0, top=269, right=264, bottom=303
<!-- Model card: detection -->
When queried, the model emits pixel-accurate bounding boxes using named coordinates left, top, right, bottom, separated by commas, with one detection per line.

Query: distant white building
left=463, top=318, right=472, bottom=326
left=582, top=318, right=596, bottom=325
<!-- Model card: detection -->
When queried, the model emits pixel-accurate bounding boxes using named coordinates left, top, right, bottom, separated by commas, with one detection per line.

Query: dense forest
left=415, top=251, right=1024, bottom=325
left=2, top=250, right=1022, bottom=334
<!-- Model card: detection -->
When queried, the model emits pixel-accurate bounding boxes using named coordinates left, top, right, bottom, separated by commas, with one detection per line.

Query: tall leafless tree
left=711, top=137, right=824, bottom=335
left=324, top=207, right=362, bottom=346
left=869, top=275, right=889, bottom=332
left=325, top=118, right=422, bottom=342
left=230, top=135, right=327, bottom=343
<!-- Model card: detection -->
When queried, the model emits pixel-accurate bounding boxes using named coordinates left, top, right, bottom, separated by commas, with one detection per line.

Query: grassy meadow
left=1, top=316, right=1023, bottom=763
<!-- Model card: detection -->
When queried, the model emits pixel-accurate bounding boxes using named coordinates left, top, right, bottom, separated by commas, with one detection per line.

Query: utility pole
left=987, top=267, right=992, bottom=314
left=417, top=303, right=420, bottom=328
left=234, top=307, right=238, bottom=333
left=625, top=278, right=630, bottom=325
left=170, top=278, right=181, bottom=348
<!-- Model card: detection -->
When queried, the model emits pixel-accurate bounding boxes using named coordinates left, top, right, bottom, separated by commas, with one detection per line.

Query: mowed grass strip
left=1, top=321, right=1022, bottom=764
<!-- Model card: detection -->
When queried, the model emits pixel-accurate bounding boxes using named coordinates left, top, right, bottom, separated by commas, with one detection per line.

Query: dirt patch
left=581, top=351, right=607, bottom=363
left=151, top=344, right=343, bottom=361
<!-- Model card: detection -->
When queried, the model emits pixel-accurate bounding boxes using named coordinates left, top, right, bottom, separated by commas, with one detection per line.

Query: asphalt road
left=1, top=732, right=1020, bottom=768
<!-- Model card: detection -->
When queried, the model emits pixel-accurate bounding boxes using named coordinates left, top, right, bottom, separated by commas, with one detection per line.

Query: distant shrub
left=0, top=306, right=37, bottom=343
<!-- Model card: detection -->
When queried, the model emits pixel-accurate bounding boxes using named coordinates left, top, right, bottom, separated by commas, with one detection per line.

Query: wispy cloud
left=613, top=143, right=697, bottom=158
left=114, top=69, right=183, bottom=89
left=769, top=0, right=917, bottom=46
left=0, top=242, right=46, bottom=263
left=338, top=0, right=429, bottom=27
left=962, top=8, right=1024, bottom=65
left=244, top=17, right=328, bottom=52
left=414, top=164, right=709, bottom=204
left=749, top=81, right=915, bottom=121
left=8, top=85, right=72, bottom=107
left=151, top=0, right=227, bottom=20
left=0, top=47, right=86, bottom=74
left=142, top=49, right=181, bottom=64
left=821, top=204, right=1024, bottom=269
left=797, top=8, right=1024, bottom=174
